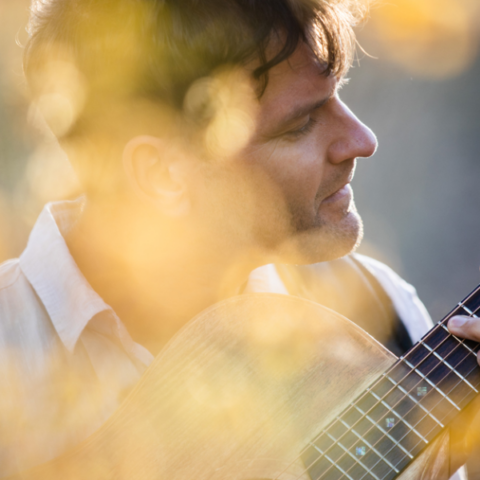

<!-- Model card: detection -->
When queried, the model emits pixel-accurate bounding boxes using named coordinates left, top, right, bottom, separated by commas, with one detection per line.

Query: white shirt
left=0, top=199, right=464, bottom=479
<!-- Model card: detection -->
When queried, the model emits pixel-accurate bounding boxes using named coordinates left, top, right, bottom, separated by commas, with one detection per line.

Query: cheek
left=252, top=141, right=325, bottom=213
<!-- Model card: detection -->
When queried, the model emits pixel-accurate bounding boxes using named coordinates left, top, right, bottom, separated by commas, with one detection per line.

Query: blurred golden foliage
left=0, top=0, right=480, bottom=265
left=184, top=68, right=257, bottom=160
left=31, top=56, right=87, bottom=138
left=363, top=0, right=480, bottom=78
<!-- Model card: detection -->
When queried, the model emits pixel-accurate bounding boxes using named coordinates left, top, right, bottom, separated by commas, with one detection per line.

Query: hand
left=447, top=315, right=480, bottom=471
left=448, top=315, right=480, bottom=355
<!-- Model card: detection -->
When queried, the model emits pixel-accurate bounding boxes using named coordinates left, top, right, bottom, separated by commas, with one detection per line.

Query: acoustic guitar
left=7, top=285, right=480, bottom=480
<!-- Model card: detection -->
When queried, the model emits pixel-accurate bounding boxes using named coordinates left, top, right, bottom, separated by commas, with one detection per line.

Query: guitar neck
left=302, top=284, right=480, bottom=480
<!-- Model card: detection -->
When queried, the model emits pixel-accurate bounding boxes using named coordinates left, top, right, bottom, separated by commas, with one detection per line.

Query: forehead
left=255, top=43, right=336, bottom=122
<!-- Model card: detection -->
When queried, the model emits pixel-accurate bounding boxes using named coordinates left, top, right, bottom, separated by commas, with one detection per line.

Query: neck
left=66, top=199, right=266, bottom=355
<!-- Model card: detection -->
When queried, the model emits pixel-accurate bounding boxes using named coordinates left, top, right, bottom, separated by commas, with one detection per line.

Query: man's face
left=193, top=43, right=377, bottom=265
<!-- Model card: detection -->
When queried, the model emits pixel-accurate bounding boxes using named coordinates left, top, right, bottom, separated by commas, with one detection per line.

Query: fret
left=329, top=435, right=394, bottom=480
left=305, top=442, right=356, bottom=480
left=379, top=395, right=427, bottom=446
left=345, top=443, right=396, bottom=480
left=348, top=408, right=441, bottom=476
left=419, top=342, right=478, bottom=396
left=323, top=335, right=473, bottom=468
left=344, top=404, right=364, bottom=426
left=384, top=373, right=444, bottom=429
left=362, top=398, right=391, bottom=424
left=302, top=443, right=337, bottom=478
left=306, top=355, right=466, bottom=480
left=387, top=361, right=414, bottom=383
left=298, top=285, right=480, bottom=480
left=456, top=354, right=480, bottom=382
left=323, top=435, right=349, bottom=463
left=458, top=303, right=477, bottom=317
left=463, top=288, right=480, bottom=313
left=353, top=410, right=413, bottom=462
left=436, top=334, right=469, bottom=359
left=360, top=427, right=418, bottom=478
left=314, top=413, right=405, bottom=476
left=308, top=432, right=336, bottom=459
left=329, top=420, right=349, bottom=441
left=304, top=378, right=475, bottom=480
left=307, top=405, right=410, bottom=479
left=440, top=375, right=477, bottom=410
left=402, top=358, right=461, bottom=410
left=343, top=375, right=438, bottom=454
left=422, top=324, right=450, bottom=349
left=464, top=338, right=480, bottom=353
left=314, top=431, right=384, bottom=480
left=448, top=305, right=474, bottom=319
left=364, top=420, right=414, bottom=469
left=304, top=429, right=370, bottom=478
left=403, top=345, right=430, bottom=369
left=336, top=419, right=400, bottom=473
left=385, top=422, right=425, bottom=457
left=439, top=321, right=467, bottom=340
left=368, top=389, right=426, bottom=452
left=392, top=382, right=444, bottom=430
left=465, top=368, right=480, bottom=392
left=396, top=371, right=458, bottom=427
left=443, top=342, right=475, bottom=370
left=430, top=346, right=479, bottom=393
left=409, top=412, right=443, bottom=441
left=439, top=323, right=480, bottom=356
left=410, top=349, right=443, bottom=377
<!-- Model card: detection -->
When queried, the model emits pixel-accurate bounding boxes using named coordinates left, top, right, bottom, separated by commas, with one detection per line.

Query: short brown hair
left=25, top=0, right=367, bottom=141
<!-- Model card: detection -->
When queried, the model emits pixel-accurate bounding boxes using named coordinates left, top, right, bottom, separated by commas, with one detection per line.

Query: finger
left=447, top=316, right=480, bottom=342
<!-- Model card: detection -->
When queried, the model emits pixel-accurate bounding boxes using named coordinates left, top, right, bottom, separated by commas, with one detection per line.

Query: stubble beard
left=276, top=198, right=364, bottom=265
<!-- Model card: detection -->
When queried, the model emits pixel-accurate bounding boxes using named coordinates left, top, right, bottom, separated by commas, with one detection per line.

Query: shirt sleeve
left=352, top=254, right=434, bottom=344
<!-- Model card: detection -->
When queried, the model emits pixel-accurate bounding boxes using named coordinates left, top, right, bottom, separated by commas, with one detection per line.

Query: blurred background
left=346, top=0, right=480, bottom=321
left=1, top=0, right=479, bottom=320
left=0, top=0, right=480, bottom=474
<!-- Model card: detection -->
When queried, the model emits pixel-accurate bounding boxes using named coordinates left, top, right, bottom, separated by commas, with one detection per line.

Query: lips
left=322, top=183, right=352, bottom=204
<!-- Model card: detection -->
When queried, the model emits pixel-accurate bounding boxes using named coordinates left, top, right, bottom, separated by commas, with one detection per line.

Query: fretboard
left=301, top=283, right=480, bottom=480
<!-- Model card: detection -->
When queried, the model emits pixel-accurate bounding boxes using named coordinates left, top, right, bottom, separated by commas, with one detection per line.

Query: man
left=0, top=0, right=477, bottom=478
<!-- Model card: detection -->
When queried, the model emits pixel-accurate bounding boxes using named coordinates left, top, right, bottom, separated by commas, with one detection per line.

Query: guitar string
left=267, top=289, right=480, bottom=480
left=307, top=306, right=480, bottom=480
left=347, top=328, right=480, bottom=480
left=301, top=285, right=480, bottom=467
left=304, top=301, right=480, bottom=480
left=303, top=313, right=480, bottom=480
left=297, top=298, right=480, bottom=480
left=270, top=288, right=480, bottom=480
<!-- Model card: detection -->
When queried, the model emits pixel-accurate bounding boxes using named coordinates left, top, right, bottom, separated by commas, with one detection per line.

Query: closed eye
left=283, top=117, right=318, bottom=141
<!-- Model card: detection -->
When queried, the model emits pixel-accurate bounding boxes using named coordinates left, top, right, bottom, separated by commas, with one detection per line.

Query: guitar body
left=11, top=294, right=451, bottom=480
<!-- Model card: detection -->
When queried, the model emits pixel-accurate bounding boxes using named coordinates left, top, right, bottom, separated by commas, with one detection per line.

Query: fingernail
left=448, top=317, right=467, bottom=331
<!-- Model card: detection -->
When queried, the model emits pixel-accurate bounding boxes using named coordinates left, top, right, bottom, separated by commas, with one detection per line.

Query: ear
left=123, top=135, right=191, bottom=217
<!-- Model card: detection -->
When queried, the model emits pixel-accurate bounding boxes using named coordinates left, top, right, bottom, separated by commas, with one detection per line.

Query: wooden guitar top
left=8, top=294, right=451, bottom=480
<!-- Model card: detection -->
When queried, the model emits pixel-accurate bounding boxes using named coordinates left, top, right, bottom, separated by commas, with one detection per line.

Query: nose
left=327, top=99, right=378, bottom=164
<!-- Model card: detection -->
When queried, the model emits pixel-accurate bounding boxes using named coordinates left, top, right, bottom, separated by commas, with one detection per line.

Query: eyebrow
left=275, top=81, right=339, bottom=131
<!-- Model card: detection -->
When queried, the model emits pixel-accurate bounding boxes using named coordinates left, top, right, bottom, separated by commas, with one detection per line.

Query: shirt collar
left=18, top=199, right=290, bottom=353
left=20, top=198, right=112, bottom=352
left=243, top=263, right=289, bottom=295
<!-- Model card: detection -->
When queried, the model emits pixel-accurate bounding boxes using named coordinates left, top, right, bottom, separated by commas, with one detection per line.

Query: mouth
left=321, top=182, right=352, bottom=204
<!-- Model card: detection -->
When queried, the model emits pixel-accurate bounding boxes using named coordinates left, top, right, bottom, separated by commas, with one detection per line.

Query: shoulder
left=276, top=254, right=433, bottom=342
left=352, top=254, right=413, bottom=291
left=352, top=253, right=433, bottom=341
left=352, top=253, right=420, bottom=303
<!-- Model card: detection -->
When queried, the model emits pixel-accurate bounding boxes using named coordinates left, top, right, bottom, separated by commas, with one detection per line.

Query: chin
left=275, top=211, right=364, bottom=265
